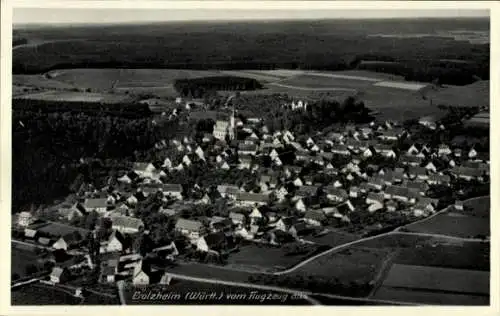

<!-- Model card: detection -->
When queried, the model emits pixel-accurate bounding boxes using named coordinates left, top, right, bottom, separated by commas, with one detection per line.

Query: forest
left=12, top=19, right=489, bottom=85
left=12, top=104, right=178, bottom=212
left=173, top=76, right=263, bottom=98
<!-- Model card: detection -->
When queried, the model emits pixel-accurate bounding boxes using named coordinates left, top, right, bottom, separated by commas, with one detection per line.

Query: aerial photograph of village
left=9, top=6, right=490, bottom=306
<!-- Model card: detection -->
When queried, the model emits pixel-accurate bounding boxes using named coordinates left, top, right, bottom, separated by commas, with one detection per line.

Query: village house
left=52, top=233, right=85, bottom=251
left=374, top=144, right=397, bottom=158
left=288, top=222, right=310, bottom=239
left=438, top=144, right=452, bottom=156
left=406, top=181, right=430, bottom=196
left=249, top=207, right=263, bottom=225
left=17, top=211, right=35, bottom=227
left=238, top=143, right=258, bottom=156
left=132, top=262, right=152, bottom=286
left=367, top=177, right=386, bottom=191
left=229, top=211, right=246, bottom=227
left=295, top=185, right=320, bottom=200
left=133, top=162, right=158, bottom=179
left=295, top=198, right=307, bottom=212
left=384, top=185, right=413, bottom=203
left=238, top=155, right=253, bottom=169
left=365, top=192, right=385, bottom=212
left=274, top=186, right=289, bottom=202
left=175, top=218, right=206, bottom=241
left=331, top=145, right=351, bottom=156
left=100, top=258, right=119, bottom=283
left=197, top=232, right=228, bottom=254
left=274, top=217, right=299, bottom=232
left=209, top=216, right=233, bottom=233
left=401, top=155, right=423, bottom=167
left=235, top=192, right=270, bottom=207
left=427, top=173, right=451, bottom=185
left=50, top=267, right=70, bottom=284
left=110, top=215, right=144, bottom=234
left=152, top=242, right=179, bottom=261
left=325, top=186, right=348, bottom=202
left=385, top=200, right=398, bottom=212
left=304, top=210, right=327, bottom=226
left=100, top=230, right=125, bottom=254
left=407, top=166, right=429, bottom=181
left=451, top=166, right=485, bottom=182
left=82, top=198, right=108, bottom=214
left=217, top=185, right=240, bottom=199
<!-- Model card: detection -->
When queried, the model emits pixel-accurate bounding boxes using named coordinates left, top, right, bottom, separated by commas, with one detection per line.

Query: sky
left=13, top=8, right=489, bottom=25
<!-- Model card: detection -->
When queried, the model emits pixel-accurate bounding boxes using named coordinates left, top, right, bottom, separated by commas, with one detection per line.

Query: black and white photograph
left=5, top=1, right=495, bottom=309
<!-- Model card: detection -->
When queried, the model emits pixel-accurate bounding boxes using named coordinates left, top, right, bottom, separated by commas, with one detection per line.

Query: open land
left=11, top=247, right=45, bottom=278
left=11, top=283, right=82, bottom=305
left=404, top=196, right=490, bottom=238
left=372, top=264, right=489, bottom=305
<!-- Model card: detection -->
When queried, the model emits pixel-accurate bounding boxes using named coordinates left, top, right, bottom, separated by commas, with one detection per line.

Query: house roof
left=133, top=162, right=155, bottom=171
left=304, top=209, right=327, bottom=222
left=451, top=166, right=484, bottom=177
left=175, top=218, right=204, bottom=232
left=279, top=216, right=298, bottom=227
left=238, top=143, right=258, bottom=151
left=385, top=185, right=411, bottom=197
left=296, top=185, right=319, bottom=196
left=204, top=232, right=227, bottom=249
left=110, top=215, right=144, bottom=230
left=367, top=192, right=385, bottom=203
left=406, top=181, right=429, bottom=192
left=229, top=212, right=246, bottom=221
left=83, top=198, right=108, bottom=209
left=236, top=192, right=270, bottom=203
left=324, top=187, right=348, bottom=198
left=51, top=267, right=65, bottom=278
left=408, top=166, right=427, bottom=175
left=428, top=173, right=451, bottom=182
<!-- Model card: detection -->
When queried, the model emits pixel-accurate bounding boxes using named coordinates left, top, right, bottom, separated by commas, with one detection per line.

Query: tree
left=25, top=264, right=39, bottom=275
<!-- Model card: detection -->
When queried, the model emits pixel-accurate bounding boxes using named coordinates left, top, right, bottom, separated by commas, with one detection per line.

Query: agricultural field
left=125, top=281, right=312, bottom=305
left=394, top=241, right=490, bottom=271
left=46, top=68, right=220, bottom=91
left=11, top=247, right=45, bottom=279
left=15, top=90, right=134, bottom=104
left=275, top=74, right=373, bottom=89
left=12, top=283, right=82, bottom=305
left=404, top=196, right=490, bottom=238
left=372, top=264, right=489, bottom=305
left=13, top=74, right=76, bottom=90
left=226, top=243, right=324, bottom=273
left=303, top=229, right=360, bottom=248
left=291, top=246, right=392, bottom=285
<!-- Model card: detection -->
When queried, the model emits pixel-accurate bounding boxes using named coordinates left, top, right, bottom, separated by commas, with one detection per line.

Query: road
left=275, top=195, right=489, bottom=275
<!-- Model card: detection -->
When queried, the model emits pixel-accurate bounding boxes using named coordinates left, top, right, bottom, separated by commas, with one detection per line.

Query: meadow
left=404, top=196, right=490, bottom=238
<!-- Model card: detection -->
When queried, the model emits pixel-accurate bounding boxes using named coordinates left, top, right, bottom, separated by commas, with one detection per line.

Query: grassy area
left=404, top=212, right=489, bottom=238
left=46, top=68, right=220, bottom=91
left=378, top=263, right=489, bottom=295
left=12, top=283, right=81, bottom=305
left=15, top=90, right=135, bottom=104
left=394, top=242, right=490, bottom=271
left=373, top=286, right=489, bottom=305
left=13, top=74, right=76, bottom=90
left=303, top=229, right=360, bottom=248
left=125, top=281, right=312, bottom=305
left=168, top=262, right=255, bottom=283
left=226, top=243, right=323, bottom=273
left=277, top=74, right=375, bottom=89
left=291, top=246, right=392, bottom=285
left=11, top=247, right=45, bottom=279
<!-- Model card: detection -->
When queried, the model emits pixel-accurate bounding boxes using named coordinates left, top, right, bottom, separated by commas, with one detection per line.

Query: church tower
left=228, top=106, right=235, bottom=140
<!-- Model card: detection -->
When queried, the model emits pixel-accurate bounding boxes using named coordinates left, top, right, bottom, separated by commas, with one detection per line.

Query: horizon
left=13, top=8, right=489, bottom=27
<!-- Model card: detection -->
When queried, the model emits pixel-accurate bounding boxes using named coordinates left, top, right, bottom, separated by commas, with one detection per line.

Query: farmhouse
left=235, top=192, right=270, bottom=206
left=175, top=218, right=206, bottom=241
left=384, top=185, right=412, bottom=203
left=110, top=215, right=144, bottom=234
left=50, top=267, right=70, bottom=284
left=325, top=187, right=348, bottom=202
left=100, top=230, right=125, bottom=254
left=83, top=198, right=108, bottom=214
left=197, top=232, right=228, bottom=254
left=304, top=209, right=326, bottom=226
left=133, top=162, right=158, bottom=178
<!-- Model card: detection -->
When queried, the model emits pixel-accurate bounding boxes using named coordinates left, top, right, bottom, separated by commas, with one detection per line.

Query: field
left=373, top=264, right=489, bottom=305
left=12, top=283, right=82, bottom=305
left=15, top=90, right=134, bottom=104
left=291, top=246, right=392, bottom=285
left=226, top=244, right=324, bottom=273
left=11, top=247, right=44, bottom=278
left=303, top=229, right=360, bottom=248
left=405, top=196, right=490, bottom=238
left=125, top=281, right=312, bottom=305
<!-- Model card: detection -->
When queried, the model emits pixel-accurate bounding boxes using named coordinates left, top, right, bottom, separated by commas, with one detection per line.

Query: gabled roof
left=408, top=166, right=427, bottom=175
left=367, top=192, right=385, bottom=203
left=236, top=192, right=270, bottom=203
left=304, top=209, right=326, bottom=222
left=175, top=218, right=204, bottom=232
left=296, top=185, right=319, bottom=196
left=133, top=162, right=156, bottom=171
left=50, top=267, right=65, bottom=278
left=385, top=185, right=411, bottom=197
left=229, top=211, right=246, bottom=222
left=324, top=186, right=348, bottom=198
left=83, top=198, right=108, bottom=209
left=110, top=215, right=144, bottom=230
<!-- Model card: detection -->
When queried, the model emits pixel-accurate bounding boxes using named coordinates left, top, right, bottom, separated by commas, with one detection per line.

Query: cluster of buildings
left=13, top=103, right=490, bottom=287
